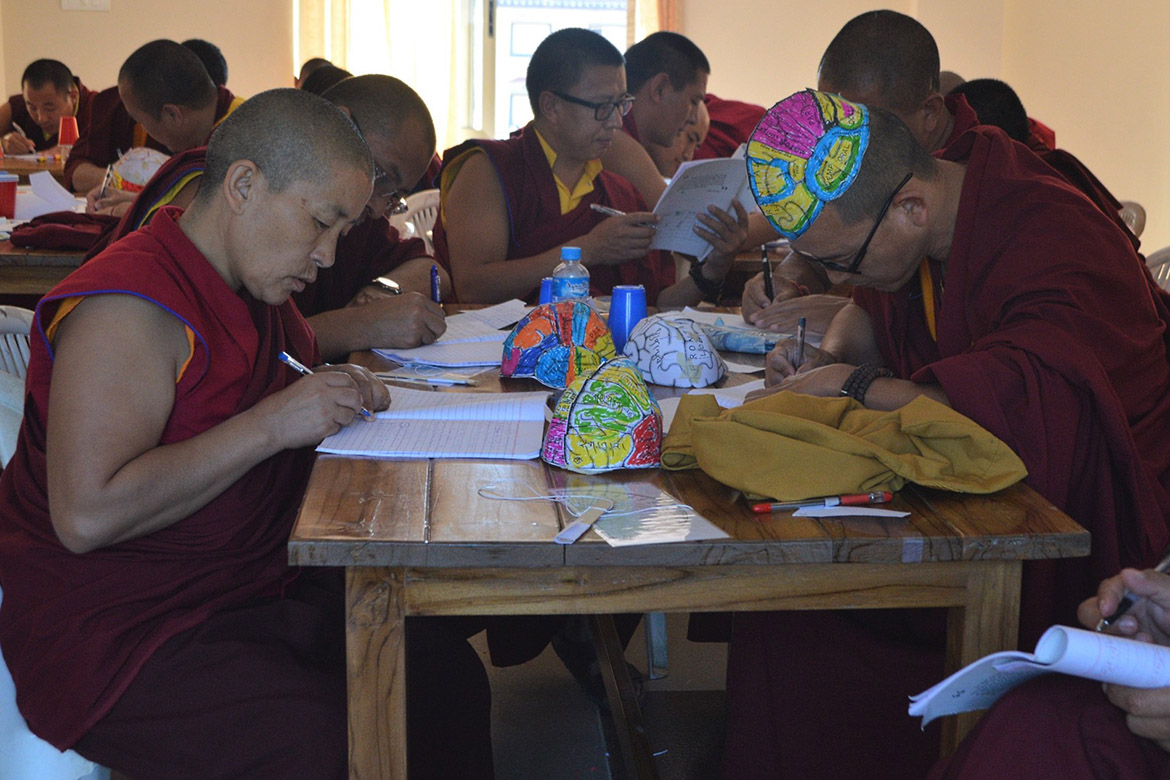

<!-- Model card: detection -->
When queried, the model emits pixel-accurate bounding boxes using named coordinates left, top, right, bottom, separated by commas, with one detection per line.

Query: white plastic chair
left=0, top=306, right=111, bottom=780
left=1147, top=247, right=1170, bottom=292
left=1119, top=200, right=1147, bottom=238
left=389, top=188, right=441, bottom=255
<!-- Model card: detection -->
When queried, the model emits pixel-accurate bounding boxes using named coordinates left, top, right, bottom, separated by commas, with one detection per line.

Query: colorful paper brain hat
left=542, top=357, right=663, bottom=473
left=501, top=301, right=617, bottom=389
left=622, top=314, right=726, bottom=388
left=110, top=147, right=171, bottom=193
left=746, top=89, right=869, bottom=239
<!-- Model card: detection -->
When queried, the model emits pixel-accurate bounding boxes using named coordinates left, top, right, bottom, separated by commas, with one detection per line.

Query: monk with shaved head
left=0, top=88, right=493, bottom=779
left=93, top=74, right=449, bottom=361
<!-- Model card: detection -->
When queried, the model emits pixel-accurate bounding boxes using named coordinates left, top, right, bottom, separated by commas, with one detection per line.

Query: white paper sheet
left=14, top=173, right=84, bottom=220
left=374, top=335, right=506, bottom=367
left=438, top=299, right=531, bottom=343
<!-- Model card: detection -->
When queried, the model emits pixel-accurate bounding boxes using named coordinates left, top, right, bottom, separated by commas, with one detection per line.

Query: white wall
left=681, top=0, right=1170, bottom=254
left=0, top=0, right=293, bottom=101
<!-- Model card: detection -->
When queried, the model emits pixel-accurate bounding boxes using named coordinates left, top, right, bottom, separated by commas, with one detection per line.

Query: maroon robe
left=1027, top=116, right=1057, bottom=150
left=84, top=145, right=430, bottom=315
left=693, top=93, right=766, bottom=160
left=930, top=676, right=1170, bottom=779
left=6, top=78, right=95, bottom=150
left=63, top=85, right=237, bottom=190
left=1027, top=135, right=1135, bottom=250
left=722, top=127, right=1170, bottom=780
left=431, top=123, right=675, bottom=304
left=942, top=92, right=981, bottom=148
left=0, top=206, right=319, bottom=749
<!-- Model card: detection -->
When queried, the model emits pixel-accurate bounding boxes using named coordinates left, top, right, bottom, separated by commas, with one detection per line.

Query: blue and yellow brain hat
left=746, top=89, right=869, bottom=239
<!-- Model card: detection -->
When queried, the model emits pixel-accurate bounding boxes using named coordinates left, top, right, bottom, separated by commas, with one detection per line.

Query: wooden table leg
left=589, top=614, right=660, bottom=780
left=940, top=560, right=1022, bottom=755
left=346, top=567, right=407, bottom=779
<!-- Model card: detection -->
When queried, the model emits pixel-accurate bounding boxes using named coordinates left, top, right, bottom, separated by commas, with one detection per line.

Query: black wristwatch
left=688, top=259, right=724, bottom=302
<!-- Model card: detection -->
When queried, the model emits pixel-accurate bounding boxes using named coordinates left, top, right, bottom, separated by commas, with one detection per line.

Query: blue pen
left=277, top=351, right=374, bottom=422
left=430, top=264, right=442, bottom=305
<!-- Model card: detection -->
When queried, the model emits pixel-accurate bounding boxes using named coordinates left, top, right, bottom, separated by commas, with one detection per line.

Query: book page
left=649, top=158, right=747, bottom=260
left=376, top=386, right=547, bottom=421
left=909, top=626, right=1170, bottom=726
left=439, top=300, right=531, bottom=343
left=374, top=336, right=506, bottom=367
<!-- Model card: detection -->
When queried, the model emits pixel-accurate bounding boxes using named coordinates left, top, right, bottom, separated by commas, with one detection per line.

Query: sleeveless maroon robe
left=85, top=145, right=430, bottom=316
left=722, top=127, right=1170, bottom=780
left=431, top=123, right=675, bottom=304
left=0, top=207, right=319, bottom=749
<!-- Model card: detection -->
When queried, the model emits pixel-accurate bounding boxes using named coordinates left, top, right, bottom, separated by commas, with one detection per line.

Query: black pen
left=1096, top=547, right=1170, bottom=631
left=762, top=247, right=775, bottom=303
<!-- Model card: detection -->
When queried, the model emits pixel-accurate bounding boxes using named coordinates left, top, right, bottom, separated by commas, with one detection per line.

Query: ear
left=160, top=103, right=184, bottom=128
left=537, top=91, right=560, bottom=122
left=222, top=160, right=260, bottom=215
left=648, top=72, right=672, bottom=103
left=892, top=184, right=929, bottom=229
left=918, top=93, right=947, bottom=137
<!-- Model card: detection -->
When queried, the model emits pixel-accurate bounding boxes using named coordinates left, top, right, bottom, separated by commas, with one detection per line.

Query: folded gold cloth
left=660, top=391, right=1027, bottom=500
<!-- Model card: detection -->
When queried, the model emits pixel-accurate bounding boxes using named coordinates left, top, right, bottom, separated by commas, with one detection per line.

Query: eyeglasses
left=349, top=112, right=410, bottom=216
left=812, top=172, right=913, bottom=275
left=550, top=91, right=635, bottom=122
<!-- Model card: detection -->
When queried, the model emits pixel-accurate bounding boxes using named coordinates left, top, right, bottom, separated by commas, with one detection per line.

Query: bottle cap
left=561, top=246, right=582, bottom=261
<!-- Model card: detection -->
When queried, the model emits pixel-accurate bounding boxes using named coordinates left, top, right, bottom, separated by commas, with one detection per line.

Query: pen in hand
left=1096, top=549, right=1170, bottom=631
left=590, top=203, right=626, bottom=218
left=277, top=350, right=375, bottom=422
left=795, top=316, right=806, bottom=368
left=430, top=264, right=443, bottom=307
left=762, top=247, right=775, bottom=303
left=96, top=164, right=114, bottom=203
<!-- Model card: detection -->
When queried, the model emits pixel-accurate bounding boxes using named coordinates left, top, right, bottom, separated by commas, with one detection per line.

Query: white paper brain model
left=110, top=148, right=171, bottom=193
left=622, top=314, right=726, bottom=387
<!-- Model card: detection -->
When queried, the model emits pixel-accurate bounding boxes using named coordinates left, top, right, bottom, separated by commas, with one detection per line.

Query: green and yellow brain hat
left=747, top=89, right=869, bottom=239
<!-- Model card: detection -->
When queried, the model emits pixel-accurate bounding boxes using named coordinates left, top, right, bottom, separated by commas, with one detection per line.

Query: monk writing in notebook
left=0, top=88, right=493, bottom=780
left=0, top=59, right=94, bottom=154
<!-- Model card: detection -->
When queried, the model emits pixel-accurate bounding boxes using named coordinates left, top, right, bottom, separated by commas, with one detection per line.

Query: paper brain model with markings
left=500, top=300, right=617, bottom=389
left=622, top=314, right=726, bottom=387
left=541, top=357, right=663, bottom=474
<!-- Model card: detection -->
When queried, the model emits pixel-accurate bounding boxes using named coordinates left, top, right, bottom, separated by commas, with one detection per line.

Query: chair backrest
left=0, top=306, right=33, bottom=380
left=389, top=189, right=441, bottom=255
left=1146, top=246, right=1170, bottom=291
left=1119, top=200, right=1147, bottom=238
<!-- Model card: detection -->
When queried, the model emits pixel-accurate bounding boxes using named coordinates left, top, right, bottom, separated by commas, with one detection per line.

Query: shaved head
left=322, top=74, right=436, bottom=155
left=22, top=59, right=75, bottom=94
left=119, top=39, right=218, bottom=118
left=818, top=11, right=940, bottom=115
left=197, top=88, right=372, bottom=204
left=833, top=106, right=937, bottom=226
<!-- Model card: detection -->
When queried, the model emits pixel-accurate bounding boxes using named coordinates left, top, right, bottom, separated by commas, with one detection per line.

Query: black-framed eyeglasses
left=812, top=172, right=913, bottom=275
left=349, top=112, right=410, bottom=216
left=550, top=91, right=635, bottom=121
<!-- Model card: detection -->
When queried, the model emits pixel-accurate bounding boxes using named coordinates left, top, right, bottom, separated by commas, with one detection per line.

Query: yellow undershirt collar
left=533, top=127, right=603, bottom=215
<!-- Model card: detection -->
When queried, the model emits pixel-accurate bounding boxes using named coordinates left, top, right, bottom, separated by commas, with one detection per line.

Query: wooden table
left=0, top=240, right=84, bottom=296
left=288, top=356, right=1089, bottom=780
left=0, top=155, right=67, bottom=185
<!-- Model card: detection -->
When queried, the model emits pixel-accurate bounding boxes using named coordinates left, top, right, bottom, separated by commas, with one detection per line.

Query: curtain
left=629, top=0, right=681, bottom=44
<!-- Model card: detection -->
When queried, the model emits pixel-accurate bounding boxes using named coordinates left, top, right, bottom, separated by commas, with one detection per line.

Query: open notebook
left=316, top=385, right=550, bottom=459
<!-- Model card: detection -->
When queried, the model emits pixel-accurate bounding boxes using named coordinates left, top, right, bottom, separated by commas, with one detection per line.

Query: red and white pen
left=751, top=491, right=893, bottom=514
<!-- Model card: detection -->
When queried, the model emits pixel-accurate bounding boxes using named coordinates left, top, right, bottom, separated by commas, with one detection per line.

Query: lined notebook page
left=316, top=387, right=549, bottom=459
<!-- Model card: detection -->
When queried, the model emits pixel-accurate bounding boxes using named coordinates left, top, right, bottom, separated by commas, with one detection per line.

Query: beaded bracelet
left=689, top=259, right=725, bottom=302
left=840, top=363, right=894, bottom=405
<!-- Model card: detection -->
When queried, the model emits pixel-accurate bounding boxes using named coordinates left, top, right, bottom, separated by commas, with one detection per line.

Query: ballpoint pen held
left=762, top=247, right=775, bottom=303
left=1095, top=547, right=1170, bottom=631
left=796, top=316, right=806, bottom=368
left=277, top=351, right=375, bottom=422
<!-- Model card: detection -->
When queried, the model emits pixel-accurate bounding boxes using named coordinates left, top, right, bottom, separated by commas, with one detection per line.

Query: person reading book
left=721, top=88, right=1170, bottom=780
left=432, top=27, right=746, bottom=305
left=646, top=99, right=709, bottom=178
left=0, top=88, right=495, bottom=780
left=930, top=566, right=1170, bottom=779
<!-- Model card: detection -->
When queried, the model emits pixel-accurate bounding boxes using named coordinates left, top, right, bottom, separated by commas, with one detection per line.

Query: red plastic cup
left=0, top=174, right=17, bottom=219
left=58, top=115, right=79, bottom=147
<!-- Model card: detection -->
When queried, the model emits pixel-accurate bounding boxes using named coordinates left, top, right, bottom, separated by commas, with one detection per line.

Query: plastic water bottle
left=551, top=246, right=590, bottom=302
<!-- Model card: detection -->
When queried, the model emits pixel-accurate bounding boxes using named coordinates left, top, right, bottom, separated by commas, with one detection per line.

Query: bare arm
left=599, top=130, right=666, bottom=206
left=309, top=291, right=446, bottom=361
left=70, top=161, right=108, bottom=194
left=444, top=152, right=658, bottom=303
left=46, top=293, right=384, bottom=553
